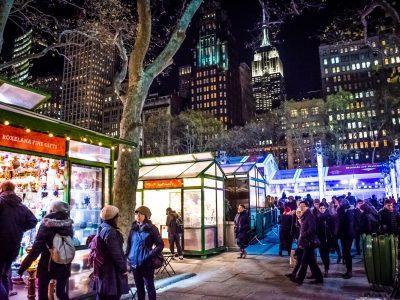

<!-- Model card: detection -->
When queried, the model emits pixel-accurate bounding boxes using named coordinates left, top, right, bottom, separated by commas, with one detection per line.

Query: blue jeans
left=132, top=266, right=156, bottom=300
left=0, top=260, right=11, bottom=300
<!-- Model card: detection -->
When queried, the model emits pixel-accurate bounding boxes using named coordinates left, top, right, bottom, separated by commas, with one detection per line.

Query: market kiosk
left=136, top=153, right=225, bottom=256
left=0, top=80, right=135, bottom=298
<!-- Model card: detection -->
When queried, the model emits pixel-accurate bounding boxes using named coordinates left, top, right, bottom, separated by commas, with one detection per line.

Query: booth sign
left=144, top=179, right=183, bottom=189
left=0, top=124, right=66, bottom=156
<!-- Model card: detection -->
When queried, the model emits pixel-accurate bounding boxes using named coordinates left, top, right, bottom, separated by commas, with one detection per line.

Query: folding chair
left=156, top=254, right=176, bottom=277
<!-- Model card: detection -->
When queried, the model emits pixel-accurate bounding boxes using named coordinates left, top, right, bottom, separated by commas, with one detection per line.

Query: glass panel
left=69, top=249, right=92, bottom=298
left=217, top=189, right=224, bottom=246
left=205, top=227, right=216, bottom=250
left=143, top=189, right=181, bottom=232
left=258, top=186, right=265, bottom=208
left=204, top=178, right=216, bottom=188
left=249, top=185, right=257, bottom=208
left=0, top=150, right=66, bottom=221
left=178, top=161, right=212, bottom=178
left=234, top=164, right=253, bottom=174
left=137, top=180, right=143, bottom=189
left=204, top=164, right=216, bottom=176
left=141, top=163, right=194, bottom=180
left=104, top=167, right=110, bottom=205
left=69, top=140, right=111, bottom=164
left=70, top=165, right=103, bottom=246
left=183, top=178, right=202, bottom=187
left=0, top=82, right=47, bottom=109
left=299, top=168, right=318, bottom=178
left=183, top=228, right=202, bottom=251
left=138, top=165, right=157, bottom=179
left=216, top=165, right=224, bottom=178
left=217, top=180, right=223, bottom=189
left=204, top=188, right=216, bottom=225
left=272, top=169, right=296, bottom=180
left=220, top=164, right=240, bottom=175
left=183, top=190, right=201, bottom=227
left=136, top=192, right=142, bottom=207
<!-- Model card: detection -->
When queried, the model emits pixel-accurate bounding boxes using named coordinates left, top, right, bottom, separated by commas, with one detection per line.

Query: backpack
left=88, top=234, right=106, bottom=275
left=176, top=216, right=184, bottom=234
left=48, top=233, right=75, bottom=264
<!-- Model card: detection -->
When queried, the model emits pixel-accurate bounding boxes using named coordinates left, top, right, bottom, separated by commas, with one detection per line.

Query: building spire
left=258, top=0, right=270, bottom=47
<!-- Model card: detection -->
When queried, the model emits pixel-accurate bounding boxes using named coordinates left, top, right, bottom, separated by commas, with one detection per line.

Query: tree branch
left=128, top=0, right=151, bottom=86
left=145, top=0, right=203, bottom=79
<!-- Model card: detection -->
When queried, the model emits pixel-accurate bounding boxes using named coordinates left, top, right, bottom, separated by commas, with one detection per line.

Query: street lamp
left=315, top=141, right=325, bottom=200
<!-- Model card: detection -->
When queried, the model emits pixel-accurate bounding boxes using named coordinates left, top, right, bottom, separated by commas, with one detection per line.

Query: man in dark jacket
left=0, top=181, right=37, bottom=300
left=354, top=199, right=364, bottom=255
left=18, top=200, right=73, bottom=300
left=379, top=199, right=400, bottom=235
left=166, top=207, right=183, bottom=260
left=234, top=204, right=250, bottom=259
left=291, top=201, right=323, bottom=285
left=338, top=199, right=355, bottom=279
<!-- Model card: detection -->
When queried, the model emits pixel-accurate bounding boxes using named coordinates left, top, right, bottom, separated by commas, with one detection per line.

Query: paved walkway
left=156, top=231, right=382, bottom=300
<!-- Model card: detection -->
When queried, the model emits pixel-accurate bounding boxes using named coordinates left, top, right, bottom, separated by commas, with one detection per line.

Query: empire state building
left=251, top=1, right=285, bottom=114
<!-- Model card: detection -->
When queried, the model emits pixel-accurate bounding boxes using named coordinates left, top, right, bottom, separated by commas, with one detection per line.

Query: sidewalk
left=156, top=233, right=382, bottom=300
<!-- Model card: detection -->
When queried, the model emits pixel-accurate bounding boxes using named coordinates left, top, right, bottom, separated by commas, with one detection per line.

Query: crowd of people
left=276, top=192, right=400, bottom=285
left=0, top=180, right=185, bottom=300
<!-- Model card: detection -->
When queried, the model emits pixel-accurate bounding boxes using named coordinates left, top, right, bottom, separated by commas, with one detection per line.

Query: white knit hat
left=100, top=205, right=119, bottom=220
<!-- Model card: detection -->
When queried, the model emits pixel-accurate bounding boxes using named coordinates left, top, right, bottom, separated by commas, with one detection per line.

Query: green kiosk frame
left=136, top=153, right=225, bottom=256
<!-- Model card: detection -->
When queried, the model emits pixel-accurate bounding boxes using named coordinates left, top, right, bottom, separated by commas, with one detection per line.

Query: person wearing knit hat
left=100, top=205, right=119, bottom=221
left=126, top=206, right=163, bottom=300
left=94, top=204, right=129, bottom=299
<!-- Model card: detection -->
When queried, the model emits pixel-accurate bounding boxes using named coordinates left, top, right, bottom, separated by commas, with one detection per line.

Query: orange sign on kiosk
left=144, top=179, right=183, bottom=189
left=0, top=124, right=66, bottom=156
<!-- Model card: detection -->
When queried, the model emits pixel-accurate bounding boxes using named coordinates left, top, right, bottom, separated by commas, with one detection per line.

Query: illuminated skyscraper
left=251, top=1, right=285, bottom=114
left=190, top=0, right=243, bottom=128
left=60, top=32, right=116, bottom=132
left=9, top=29, right=32, bottom=83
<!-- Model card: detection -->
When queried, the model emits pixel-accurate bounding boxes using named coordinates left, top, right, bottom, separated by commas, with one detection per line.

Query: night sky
left=152, top=0, right=332, bottom=100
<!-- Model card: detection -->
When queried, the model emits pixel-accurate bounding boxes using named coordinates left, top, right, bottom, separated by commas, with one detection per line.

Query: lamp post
left=315, top=141, right=325, bottom=200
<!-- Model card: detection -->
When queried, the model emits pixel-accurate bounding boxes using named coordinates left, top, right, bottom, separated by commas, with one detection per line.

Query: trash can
left=362, top=234, right=398, bottom=288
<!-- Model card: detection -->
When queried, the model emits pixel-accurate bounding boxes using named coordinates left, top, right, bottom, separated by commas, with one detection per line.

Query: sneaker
left=171, top=256, right=176, bottom=260
left=179, top=256, right=183, bottom=260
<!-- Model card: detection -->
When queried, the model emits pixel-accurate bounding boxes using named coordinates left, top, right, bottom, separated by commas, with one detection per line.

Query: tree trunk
left=0, top=0, right=13, bottom=53
left=113, top=87, right=149, bottom=237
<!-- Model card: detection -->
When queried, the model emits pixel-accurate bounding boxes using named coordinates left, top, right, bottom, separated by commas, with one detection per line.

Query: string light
left=122, top=148, right=126, bottom=152
left=128, top=148, right=132, bottom=152
left=26, top=128, right=31, bottom=133
left=66, top=137, right=70, bottom=141
left=83, top=138, right=87, bottom=142
left=98, top=142, right=102, bottom=146
left=111, top=146, right=115, bottom=150
left=4, top=121, right=9, bottom=126
left=49, top=133, right=53, bottom=137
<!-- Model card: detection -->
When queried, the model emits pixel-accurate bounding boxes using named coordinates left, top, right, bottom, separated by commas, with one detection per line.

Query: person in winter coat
left=279, top=206, right=296, bottom=256
left=329, top=197, right=342, bottom=263
left=18, top=201, right=73, bottom=300
left=354, top=200, right=364, bottom=255
left=234, top=204, right=250, bottom=259
left=359, top=203, right=379, bottom=234
left=315, top=205, right=334, bottom=277
left=337, top=199, right=355, bottom=279
left=285, top=207, right=303, bottom=280
left=166, top=207, right=183, bottom=260
left=95, top=205, right=129, bottom=300
left=379, top=199, right=400, bottom=235
left=126, top=206, right=164, bottom=300
left=291, top=201, right=323, bottom=285
left=0, top=181, right=37, bottom=300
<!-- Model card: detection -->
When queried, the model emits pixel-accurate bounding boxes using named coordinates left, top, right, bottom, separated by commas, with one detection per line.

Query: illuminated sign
left=0, top=124, right=66, bottom=156
left=144, top=179, right=183, bottom=189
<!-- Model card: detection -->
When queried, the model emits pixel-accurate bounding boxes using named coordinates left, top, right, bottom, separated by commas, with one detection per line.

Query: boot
left=342, top=271, right=352, bottom=279
left=324, top=269, right=328, bottom=278
left=237, top=249, right=243, bottom=259
left=242, top=250, right=247, bottom=259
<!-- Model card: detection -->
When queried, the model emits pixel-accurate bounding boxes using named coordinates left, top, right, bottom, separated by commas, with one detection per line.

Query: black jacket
left=337, top=206, right=355, bottom=240
left=96, top=222, right=129, bottom=296
left=298, top=209, right=318, bottom=249
left=234, top=210, right=250, bottom=241
left=316, top=211, right=334, bottom=247
left=19, top=211, right=73, bottom=278
left=0, top=191, right=37, bottom=262
left=379, top=209, right=400, bottom=235
left=166, top=211, right=180, bottom=236
left=360, top=208, right=379, bottom=235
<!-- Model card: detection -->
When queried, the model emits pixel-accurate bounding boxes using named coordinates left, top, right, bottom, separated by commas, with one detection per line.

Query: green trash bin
left=362, top=234, right=398, bottom=287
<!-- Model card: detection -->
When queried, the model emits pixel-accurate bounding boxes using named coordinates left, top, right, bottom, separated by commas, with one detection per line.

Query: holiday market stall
left=136, top=153, right=225, bottom=256
left=0, top=79, right=135, bottom=298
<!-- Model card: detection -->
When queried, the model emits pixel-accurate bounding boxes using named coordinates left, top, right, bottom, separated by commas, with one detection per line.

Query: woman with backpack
left=18, top=200, right=74, bottom=300
left=126, top=206, right=164, bottom=300
left=95, top=205, right=129, bottom=300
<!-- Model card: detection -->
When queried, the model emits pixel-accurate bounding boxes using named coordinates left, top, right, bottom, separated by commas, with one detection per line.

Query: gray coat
left=96, top=222, right=129, bottom=296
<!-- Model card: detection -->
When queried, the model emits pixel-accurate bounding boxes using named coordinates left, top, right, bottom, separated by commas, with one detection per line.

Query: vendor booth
left=218, top=156, right=267, bottom=227
left=136, top=153, right=225, bottom=256
left=0, top=80, right=135, bottom=298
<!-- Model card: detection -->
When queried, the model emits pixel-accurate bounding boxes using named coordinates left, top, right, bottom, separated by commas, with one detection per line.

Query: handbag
left=151, top=253, right=165, bottom=269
